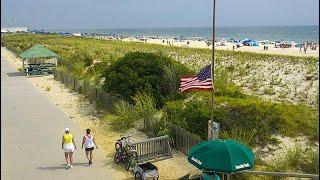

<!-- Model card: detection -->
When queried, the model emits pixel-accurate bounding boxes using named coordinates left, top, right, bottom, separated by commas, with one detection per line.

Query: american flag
left=179, top=64, right=213, bottom=92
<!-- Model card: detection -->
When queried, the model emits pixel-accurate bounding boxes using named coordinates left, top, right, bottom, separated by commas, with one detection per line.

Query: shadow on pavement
left=6, top=72, right=25, bottom=77
left=73, top=162, right=89, bottom=167
left=37, top=163, right=89, bottom=170
left=37, top=165, right=66, bottom=171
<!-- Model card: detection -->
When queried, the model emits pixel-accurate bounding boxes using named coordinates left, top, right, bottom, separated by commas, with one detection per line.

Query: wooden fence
left=54, top=69, right=119, bottom=111
left=167, top=122, right=203, bottom=155
left=241, top=170, right=319, bottom=179
left=133, top=135, right=173, bottom=163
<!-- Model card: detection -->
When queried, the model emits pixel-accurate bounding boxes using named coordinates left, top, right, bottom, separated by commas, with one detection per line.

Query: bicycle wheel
left=135, top=172, right=142, bottom=180
left=114, top=152, right=120, bottom=164
left=115, top=141, right=121, bottom=151
left=125, top=160, right=130, bottom=171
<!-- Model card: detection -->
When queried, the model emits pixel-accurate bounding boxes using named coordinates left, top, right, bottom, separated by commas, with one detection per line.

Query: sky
left=1, top=0, right=319, bottom=29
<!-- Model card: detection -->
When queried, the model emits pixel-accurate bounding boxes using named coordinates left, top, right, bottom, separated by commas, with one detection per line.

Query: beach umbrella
left=188, top=139, right=254, bottom=173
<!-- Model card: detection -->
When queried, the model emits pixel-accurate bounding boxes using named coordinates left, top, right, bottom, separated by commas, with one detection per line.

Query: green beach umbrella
left=188, top=139, right=254, bottom=173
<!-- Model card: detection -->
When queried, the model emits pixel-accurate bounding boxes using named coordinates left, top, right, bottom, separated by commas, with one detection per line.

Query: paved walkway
left=1, top=55, right=116, bottom=180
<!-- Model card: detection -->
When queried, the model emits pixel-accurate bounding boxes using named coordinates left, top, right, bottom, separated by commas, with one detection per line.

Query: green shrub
left=220, top=126, right=256, bottom=148
left=154, top=120, right=173, bottom=137
left=183, top=100, right=211, bottom=139
left=161, top=100, right=187, bottom=128
left=102, top=52, right=190, bottom=108
left=267, top=146, right=319, bottom=174
left=108, top=101, right=138, bottom=132
left=132, top=92, right=157, bottom=131
left=162, top=92, right=318, bottom=146
left=275, top=104, right=318, bottom=140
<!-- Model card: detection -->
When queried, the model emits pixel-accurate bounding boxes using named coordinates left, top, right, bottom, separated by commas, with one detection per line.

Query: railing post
left=73, top=77, right=76, bottom=91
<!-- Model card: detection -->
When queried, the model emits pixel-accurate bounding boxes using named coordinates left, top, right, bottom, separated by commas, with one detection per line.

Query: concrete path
left=1, top=55, right=117, bottom=180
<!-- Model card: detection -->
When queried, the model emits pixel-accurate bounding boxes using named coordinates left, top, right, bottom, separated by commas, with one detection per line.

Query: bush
left=102, top=52, right=191, bottom=108
left=153, top=120, right=174, bottom=137
left=183, top=100, right=211, bottom=139
left=132, top=92, right=157, bottom=132
left=108, top=101, right=138, bottom=132
left=162, top=93, right=318, bottom=146
left=161, top=100, right=187, bottom=128
left=220, top=126, right=256, bottom=148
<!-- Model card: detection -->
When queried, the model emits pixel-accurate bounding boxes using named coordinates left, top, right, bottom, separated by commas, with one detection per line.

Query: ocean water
left=48, top=25, right=319, bottom=42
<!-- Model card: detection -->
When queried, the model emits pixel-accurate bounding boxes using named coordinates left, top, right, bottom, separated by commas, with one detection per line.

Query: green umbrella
left=188, top=139, right=254, bottom=173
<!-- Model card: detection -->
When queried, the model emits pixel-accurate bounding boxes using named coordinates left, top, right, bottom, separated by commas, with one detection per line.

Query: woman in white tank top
left=81, top=129, right=98, bottom=165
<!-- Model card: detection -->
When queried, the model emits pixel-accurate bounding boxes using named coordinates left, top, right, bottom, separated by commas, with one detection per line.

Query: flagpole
left=210, top=0, right=216, bottom=131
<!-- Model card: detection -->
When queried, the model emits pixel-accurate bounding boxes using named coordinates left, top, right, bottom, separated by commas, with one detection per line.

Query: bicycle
left=124, top=145, right=138, bottom=171
left=114, top=134, right=138, bottom=171
left=115, top=133, right=134, bottom=152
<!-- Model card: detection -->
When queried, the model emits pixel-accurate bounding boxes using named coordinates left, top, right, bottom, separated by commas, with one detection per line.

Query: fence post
left=73, top=77, right=76, bottom=91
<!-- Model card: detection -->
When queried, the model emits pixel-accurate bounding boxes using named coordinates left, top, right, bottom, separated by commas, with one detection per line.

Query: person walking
left=82, top=129, right=98, bottom=165
left=62, top=128, right=77, bottom=169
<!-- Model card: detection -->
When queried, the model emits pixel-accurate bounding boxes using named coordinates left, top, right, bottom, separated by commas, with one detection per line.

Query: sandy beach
left=116, top=37, right=319, bottom=57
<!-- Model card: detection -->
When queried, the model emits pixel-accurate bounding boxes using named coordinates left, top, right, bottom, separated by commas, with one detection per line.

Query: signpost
left=208, top=120, right=220, bottom=140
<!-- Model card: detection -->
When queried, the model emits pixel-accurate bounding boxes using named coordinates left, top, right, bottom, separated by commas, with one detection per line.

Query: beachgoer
left=81, top=129, right=98, bottom=165
left=304, top=44, right=307, bottom=54
left=233, top=45, right=235, bottom=50
left=299, top=44, right=302, bottom=52
left=202, top=172, right=220, bottom=180
left=62, top=128, right=77, bottom=169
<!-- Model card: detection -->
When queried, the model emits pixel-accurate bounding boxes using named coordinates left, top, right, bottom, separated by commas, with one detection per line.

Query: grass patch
left=106, top=100, right=138, bottom=132
left=267, top=146, right=319, bottom=174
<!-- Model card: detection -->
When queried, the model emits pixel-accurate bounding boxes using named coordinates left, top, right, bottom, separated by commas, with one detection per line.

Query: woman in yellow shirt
left=62, top=128, right=77, bottom=169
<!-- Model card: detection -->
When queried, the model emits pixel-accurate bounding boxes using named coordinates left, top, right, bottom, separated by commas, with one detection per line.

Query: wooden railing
left=241, top=170, right=319, bottom=179
left=133, top=135, right=173, bottom=163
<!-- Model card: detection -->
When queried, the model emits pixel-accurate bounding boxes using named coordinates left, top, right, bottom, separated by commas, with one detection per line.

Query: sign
left=208, top=120, right=220, bottom=140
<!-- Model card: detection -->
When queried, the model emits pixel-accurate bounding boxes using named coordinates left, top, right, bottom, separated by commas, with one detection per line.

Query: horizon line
left=43, top=24, right=319, bottom=30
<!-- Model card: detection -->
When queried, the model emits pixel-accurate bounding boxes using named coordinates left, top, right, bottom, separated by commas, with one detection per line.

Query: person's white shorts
left=63, top=143, right=75, bottom=153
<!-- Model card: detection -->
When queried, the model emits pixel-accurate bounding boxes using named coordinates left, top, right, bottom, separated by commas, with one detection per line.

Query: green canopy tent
left=19, top=45, right=58, bottom=76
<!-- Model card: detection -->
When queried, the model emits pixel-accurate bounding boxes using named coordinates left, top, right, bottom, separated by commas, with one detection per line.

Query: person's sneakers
left=66, top=164, right=70, bottom=169
left=89, top=160, right=92, bottom=165
left=70, top=165, right=73, bottom=168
